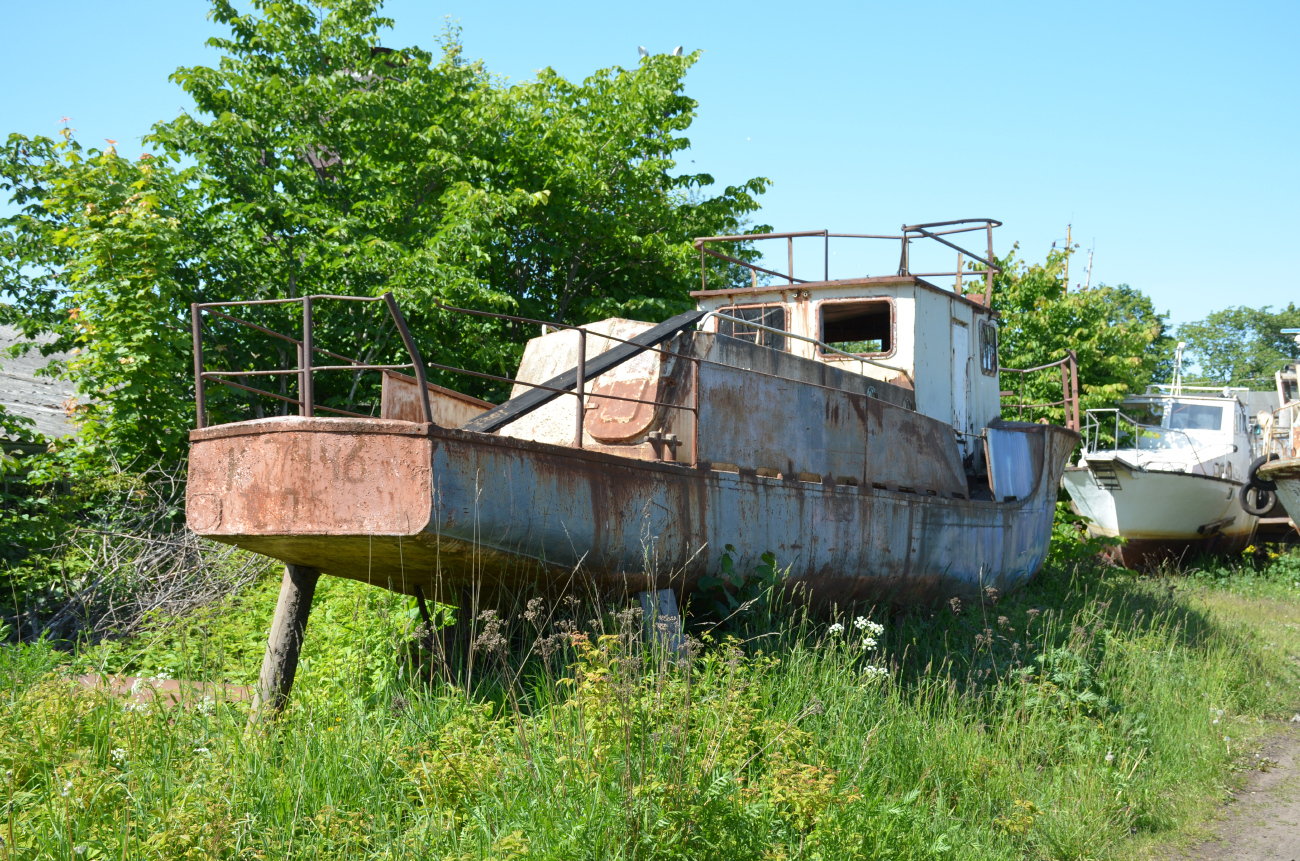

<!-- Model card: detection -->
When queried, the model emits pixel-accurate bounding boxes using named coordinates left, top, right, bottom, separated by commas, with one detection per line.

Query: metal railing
left=192, top=292, right=433, bottom=428
left=1257, top=401, right=1300, bottom=460
left=694, top=218, right=1003, bottom=303
left=1080, top=408, right=1212, bottom=475
left=192, top=293, right=709, bottom=461
left=1000, top=351, right=1079, bottom=431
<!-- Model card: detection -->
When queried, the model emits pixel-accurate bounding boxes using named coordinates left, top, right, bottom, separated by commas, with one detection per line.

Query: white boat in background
left=1063, top=375, right=1258, bottom=568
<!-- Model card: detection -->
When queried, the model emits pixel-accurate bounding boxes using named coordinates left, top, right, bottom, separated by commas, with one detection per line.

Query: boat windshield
left=1167, top=402, right=1223, bottom=431
left=1098, top=397, right=1234, bottom=455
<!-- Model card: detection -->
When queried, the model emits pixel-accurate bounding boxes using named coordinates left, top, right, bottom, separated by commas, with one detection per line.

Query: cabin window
left=1168, top=403, right=1223, bottom=431
left=716, top=304, right=787, bottom=352
left=979, top=321, right=998, bottom=375
left=819, top=300, right=893, bottom=355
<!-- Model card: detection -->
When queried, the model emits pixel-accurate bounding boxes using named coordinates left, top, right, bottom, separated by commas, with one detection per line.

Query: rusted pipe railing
left=191, top=292, right=432, bottom=428
left=575, top=328, right=585, bottom=448
left=694, top=220, right=1002, bottom=300
left=1000, top=350, right=1079, bottom=431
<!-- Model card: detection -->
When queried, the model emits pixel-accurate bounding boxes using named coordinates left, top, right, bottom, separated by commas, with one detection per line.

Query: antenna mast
left=1063, top=223, right=1071, bottom=289
left=1084, top=244, right=1094, bottom=290
left=1172, top=341, right=1186, bottom=396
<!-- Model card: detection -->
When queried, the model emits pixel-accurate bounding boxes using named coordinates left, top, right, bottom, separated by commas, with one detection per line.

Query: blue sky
left=3, top=0, right=1296, bottom=328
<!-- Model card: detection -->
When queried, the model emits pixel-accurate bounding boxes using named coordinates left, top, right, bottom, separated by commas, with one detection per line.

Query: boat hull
left=1259, top=457, right=1300, bottom=539
left=188, top=416, right=1078, bottom=608
left=1062, top=463, right=1254, bottom=568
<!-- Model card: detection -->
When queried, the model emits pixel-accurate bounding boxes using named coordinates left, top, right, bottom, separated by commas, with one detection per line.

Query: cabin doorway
left=952, top=322, right=970, bottom=444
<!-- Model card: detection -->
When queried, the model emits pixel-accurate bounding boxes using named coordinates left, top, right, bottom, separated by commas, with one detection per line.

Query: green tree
left=989, top=245, right=1174, bottom=424
left=1176, top=305, right=1300, bottom=387
left=0, top=0, right=768, bottom=470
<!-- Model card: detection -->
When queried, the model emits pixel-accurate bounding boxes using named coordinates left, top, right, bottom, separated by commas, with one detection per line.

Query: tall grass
left=2, top=555, right=1299, bottom=860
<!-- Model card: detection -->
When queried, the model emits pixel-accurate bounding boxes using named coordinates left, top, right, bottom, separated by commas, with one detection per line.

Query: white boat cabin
left=691, top=274, right=1002, bottom=454
left=1083, top=387, right=1251, bottom=481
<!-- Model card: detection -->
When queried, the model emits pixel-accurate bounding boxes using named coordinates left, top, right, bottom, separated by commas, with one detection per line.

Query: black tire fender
left=1241, top=484, right=1277, bottom=517
left=1247, top=454, right=1280, bottom=492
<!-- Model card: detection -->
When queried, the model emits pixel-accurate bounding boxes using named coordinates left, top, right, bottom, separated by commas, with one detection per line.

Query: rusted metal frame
left=192, top=304, right=206, bottom=429
left=312, top=403, right=377, bottom=419
left=1068, top=350, right=1080, bottom=432
left=1061, top=363, right=1070, bottom=428
left=1019, top=367, right=1026, bottom=420
left=1013, top=399, right=1070, bottom=409
left=201, top=308, right=375, bottom=369
left=194, top=294, right=384, bottom=309
left=575, top=328, right=585, bottom=448
left=427, top=300, right=703, bottom=365
left=698, top=245, right=807, bottom=285
left=426, top=360, right=690, bottom=413
left=690, top=354, right=701, bottom=468
left=383, top=292, right=434, bottom=425
left=427, top=310, right=699, bottom=367
left=695, top=229, right=829, bottom=244
left=901, top=218, right=1003, bottom=232
left=1003, top=356, right=1071, bottom=374
left=985, top=222, right=995, bottom=305
left=301, top=297, right=314, bottom=417
left=905, top=227, right=1000, bottom=273
left=700, top=311, right=913, bottom=384
left=202, top=376, right=304, bottom=408
left=201, top=363, right=414, bottom=377
left=462, top=310, right=707, bottom=434
left=203, top=309, right=303, bottom=346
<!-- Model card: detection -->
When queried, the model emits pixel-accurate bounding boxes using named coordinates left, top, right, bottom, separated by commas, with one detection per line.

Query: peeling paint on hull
left=188, top=416, right=1079, bottom=607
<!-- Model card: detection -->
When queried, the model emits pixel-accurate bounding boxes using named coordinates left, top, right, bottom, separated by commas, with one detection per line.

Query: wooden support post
left=251, top=564, right=320, bottom=718
left=637, top=588, right=683, bottom=654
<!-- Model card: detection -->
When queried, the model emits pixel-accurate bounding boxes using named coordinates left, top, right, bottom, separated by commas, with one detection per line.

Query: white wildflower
left=110, top=748, right=127, bottom=764
left=861, top=637, right=878, bottom=650
left=60, top=780, right=73, bottom=797
left=1104, top=751, right=1114, bottom=763
left=198, top=696, right=215, bottom=715
left=854, top=616, right=869, bottom=631
left=828, top=623, right=844, bottom=635
left=1212, top=718, right=1219, bottom=725
left=862, top=665, right=888, bottom=680
left=193, top=747, right=210, bottom=756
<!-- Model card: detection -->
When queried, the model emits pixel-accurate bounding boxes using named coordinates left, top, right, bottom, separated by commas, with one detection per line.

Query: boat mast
left=1172, top=341, right=1186, bottom=397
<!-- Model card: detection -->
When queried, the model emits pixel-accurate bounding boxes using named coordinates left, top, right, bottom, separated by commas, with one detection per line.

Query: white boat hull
left=1062, top=462, right=1254, bottom=567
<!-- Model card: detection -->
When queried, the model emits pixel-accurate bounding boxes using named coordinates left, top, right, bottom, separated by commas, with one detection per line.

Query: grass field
left=5, top=550, right=1300, bottom=860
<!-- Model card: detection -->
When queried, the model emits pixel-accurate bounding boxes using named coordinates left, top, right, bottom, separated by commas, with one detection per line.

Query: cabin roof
left=690, top=274, right=998, bottom=316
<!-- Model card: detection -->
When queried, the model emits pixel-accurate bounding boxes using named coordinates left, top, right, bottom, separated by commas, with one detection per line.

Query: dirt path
left=1181, top=726, right=1300, bottom=860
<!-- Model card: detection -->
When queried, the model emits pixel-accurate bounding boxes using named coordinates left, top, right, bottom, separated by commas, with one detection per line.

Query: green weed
left=2, top=553, right=1299, bottom=860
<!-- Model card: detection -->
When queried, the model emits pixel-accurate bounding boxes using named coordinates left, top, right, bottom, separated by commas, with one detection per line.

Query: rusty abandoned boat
left=186, top=220, right=1080, bottom=613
